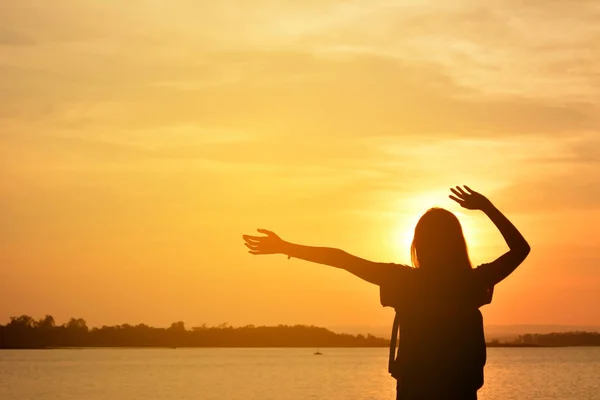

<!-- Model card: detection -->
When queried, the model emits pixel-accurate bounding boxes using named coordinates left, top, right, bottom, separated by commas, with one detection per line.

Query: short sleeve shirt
left=380, top=264, right=494, bottom=391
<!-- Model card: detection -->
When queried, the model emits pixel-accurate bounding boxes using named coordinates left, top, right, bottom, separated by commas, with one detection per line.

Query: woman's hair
left=410, top=207, right=472, bottom=272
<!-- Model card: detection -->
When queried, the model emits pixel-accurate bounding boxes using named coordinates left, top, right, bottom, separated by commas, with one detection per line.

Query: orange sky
left=1, top=0, right=600, bottom=332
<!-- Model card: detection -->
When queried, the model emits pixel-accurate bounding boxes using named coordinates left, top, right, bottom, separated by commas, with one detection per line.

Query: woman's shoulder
left=382, top=263, right=416, bottom=279
left=377, top=263, right=416, bottom=288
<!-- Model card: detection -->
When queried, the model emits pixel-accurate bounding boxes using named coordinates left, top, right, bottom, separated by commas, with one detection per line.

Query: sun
left=392, top=213, right=421, bottom=251
left=389, top=191, right=481, bottom=261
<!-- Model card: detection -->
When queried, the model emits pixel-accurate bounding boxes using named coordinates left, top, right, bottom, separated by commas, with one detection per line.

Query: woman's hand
left=243, top=229, right=286, bottom=255
left=449, top=185, right=493, bottom=211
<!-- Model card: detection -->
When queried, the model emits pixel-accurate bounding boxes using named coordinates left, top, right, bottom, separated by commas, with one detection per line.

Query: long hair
left=410, top=207, right=472, bottom=272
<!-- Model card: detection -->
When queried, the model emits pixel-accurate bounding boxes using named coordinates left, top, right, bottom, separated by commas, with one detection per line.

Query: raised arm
left=243, top=229, right=397, bottom=285
left=450, top=185, right=531, bottom=286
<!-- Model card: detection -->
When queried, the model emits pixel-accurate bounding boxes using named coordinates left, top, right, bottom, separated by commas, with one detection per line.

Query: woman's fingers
left=449, top=195, right=465, bottom=205
left=450, top=188, right=464, bottom=199
left=463, top=185, right=475, bottom=194
left=243, top=235, right=262, bottom=243
left=243, top=230, right=275, bottom=242
left=248, top=250, right=262, bottom=255
left=257, top=229, right=275, bottom=236
left=455, top=186, right=468, bottom=196
left=244, top=242, right=259, bottom=250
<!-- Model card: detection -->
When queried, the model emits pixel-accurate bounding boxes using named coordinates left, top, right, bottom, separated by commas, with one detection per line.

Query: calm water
left=1, top=348, right=600, bottom=399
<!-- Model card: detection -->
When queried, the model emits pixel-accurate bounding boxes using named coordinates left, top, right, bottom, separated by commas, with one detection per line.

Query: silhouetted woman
left=242, top=186, right=530, bottom=400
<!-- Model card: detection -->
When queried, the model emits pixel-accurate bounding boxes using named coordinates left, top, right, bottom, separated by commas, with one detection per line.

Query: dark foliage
left=0, top=315, right=389, bottom=348
left=3, top=315, right=598, bottom=349
left=516, top=331, right=600, bottom=346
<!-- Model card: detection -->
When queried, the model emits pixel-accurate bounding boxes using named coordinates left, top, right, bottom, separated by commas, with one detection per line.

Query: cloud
left=0, top=27, right=35, bottom=46
left=1, top=0, right=598, bottom=140
left=525, top=134, right=600, bottom=166
left=307, top=0, right=600, bottom=102
left=494, top=172, right=600, bottom=213
left=484, top=133, right=600, bottom=213
left=2, top=49, right=597, bottom=140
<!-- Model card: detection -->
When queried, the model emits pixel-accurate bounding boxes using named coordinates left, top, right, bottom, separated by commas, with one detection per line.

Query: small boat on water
left=314, top=350, right=323, bottom=355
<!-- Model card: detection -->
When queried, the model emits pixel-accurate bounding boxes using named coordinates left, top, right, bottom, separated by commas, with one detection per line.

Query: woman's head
left=410, top=207, right=472, bottom=272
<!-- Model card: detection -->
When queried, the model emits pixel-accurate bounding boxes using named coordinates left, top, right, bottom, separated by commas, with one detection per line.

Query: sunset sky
left=2, top=0, right=600, bottom=333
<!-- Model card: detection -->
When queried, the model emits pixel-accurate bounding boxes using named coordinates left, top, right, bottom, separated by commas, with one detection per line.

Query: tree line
left=2, top=315, right=600, bottom=349
left=515, top=331, right=600, bottom=346
left=0, top=315, right=389, bottom=349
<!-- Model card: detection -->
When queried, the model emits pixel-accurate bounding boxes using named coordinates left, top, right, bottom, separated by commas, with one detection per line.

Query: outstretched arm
left=243, top=229, right=398, bottom=285
left=450, top=185, right=531, bottom=286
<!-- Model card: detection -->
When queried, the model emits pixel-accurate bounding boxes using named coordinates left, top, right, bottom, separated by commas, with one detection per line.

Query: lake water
left=1, top=348, right=600, bottom=399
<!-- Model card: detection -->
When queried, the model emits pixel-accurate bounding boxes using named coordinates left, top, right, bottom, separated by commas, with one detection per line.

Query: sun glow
left=390, top=191, right=482, bottom=262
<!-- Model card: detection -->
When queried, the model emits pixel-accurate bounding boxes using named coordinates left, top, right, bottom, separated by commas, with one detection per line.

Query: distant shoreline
left=485, top=343, right=567, bottom=348
left=1, top=344, right=578, bottom=350
left=4, top=316, right=600, bottom=349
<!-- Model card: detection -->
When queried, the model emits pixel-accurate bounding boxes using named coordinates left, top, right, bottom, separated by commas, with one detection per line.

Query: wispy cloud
left=0, top=27, right=35, bottom=46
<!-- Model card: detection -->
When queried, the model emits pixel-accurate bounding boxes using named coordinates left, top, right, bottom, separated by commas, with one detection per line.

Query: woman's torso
left=390, top=269, right=489, bottom=393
